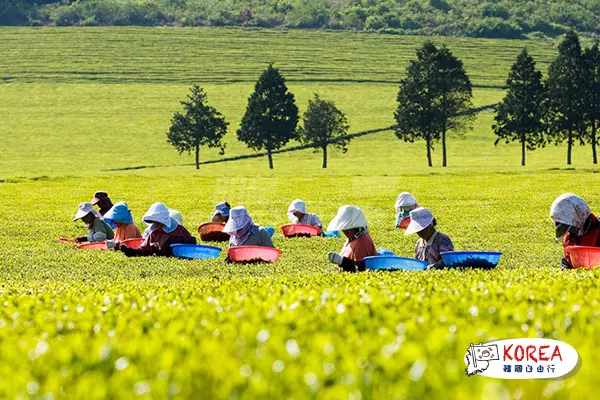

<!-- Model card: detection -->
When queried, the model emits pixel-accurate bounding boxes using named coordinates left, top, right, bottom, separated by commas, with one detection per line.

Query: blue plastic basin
left=171, top=244, right=222, bottom=260
left=363, top=256, right=428, bottom=271
left=440, top=251, right=502, bottom=269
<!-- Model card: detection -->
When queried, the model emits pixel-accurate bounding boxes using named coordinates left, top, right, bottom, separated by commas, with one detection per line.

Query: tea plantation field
left=1, top=27, right=600, bottom=399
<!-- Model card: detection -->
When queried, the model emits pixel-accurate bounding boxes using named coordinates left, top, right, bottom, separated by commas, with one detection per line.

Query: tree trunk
left=426, top=133, right=432, bottom=167
left=442, top=126, right=447, bottom=168
left=267, top=147, right=274, bottom=169
left=322, top=146, right=327, bottom=169
left=593, top=120, right=597, bottom=165
left=567, top=127, right=572, bottom=165
left=195, top=143, right=200, bottom=170
left=521, top=132, right=526, bottom=167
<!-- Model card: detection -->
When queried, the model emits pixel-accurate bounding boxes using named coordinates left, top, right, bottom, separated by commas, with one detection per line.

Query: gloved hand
left=561, top=257, right=572, bottom=270
left=426, top=264, right=436, bottom=270
left=328, top=252, right=343, bottom=265
left=75, top=236, right=87, bottom=243
left=120, top=245, right=136, bottom=257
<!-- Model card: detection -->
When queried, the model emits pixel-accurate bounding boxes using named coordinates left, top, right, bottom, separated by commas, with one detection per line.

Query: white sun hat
left=395, top=192, right=418, bottom=213
left=327, top=205, right=368, bottom=232
left=287, top=199, right=308, bottom=220
left=223, top=206, right=253, bottom=234
left=404, top=207, right=434, bottom=235
left=142, top=202, right=177, bottom=230
left=74, top=202, right=101, bottom=221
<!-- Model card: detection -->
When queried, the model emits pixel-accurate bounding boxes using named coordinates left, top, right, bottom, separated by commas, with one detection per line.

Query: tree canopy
left=4, top=0, right=600, bottom=39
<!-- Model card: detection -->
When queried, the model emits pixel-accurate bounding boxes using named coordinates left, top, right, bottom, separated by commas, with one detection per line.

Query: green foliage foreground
left=1, top=172, right=600, bottom=399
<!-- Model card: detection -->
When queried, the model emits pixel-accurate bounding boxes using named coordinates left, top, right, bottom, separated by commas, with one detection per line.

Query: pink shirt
left=340, top=232, right=377, bottom=261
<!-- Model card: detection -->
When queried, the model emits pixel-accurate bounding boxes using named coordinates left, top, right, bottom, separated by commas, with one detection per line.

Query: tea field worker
left=405, top=207, right=454, bottom=270
left=142, top=208, right=184, bottom=239
left=73, top=202, right=115, bottom=243
left=211, top=201, right=231, bottom=223
left=395, top=192, right=419, bottom=229
left=224, top=206, right=274, bottom=248
left=102, top=202, right=142, bottom=249
left=90, top=191, right=114, bottom=217
left=326, top=205, right=377, bottom=273
left=287, top=199, right=323, bottom=232
left=550, top=193, right=600, bottom=269
left=120, top=202, right=196, bottom=257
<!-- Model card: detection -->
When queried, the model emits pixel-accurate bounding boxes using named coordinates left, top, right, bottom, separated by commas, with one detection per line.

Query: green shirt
left=88, top=218, right=115, bottom=242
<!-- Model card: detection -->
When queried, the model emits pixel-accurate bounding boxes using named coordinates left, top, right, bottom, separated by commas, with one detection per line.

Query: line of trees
left=4, top=1, right=600, bottom=40
left=167, top=31, right=600, bottom=169
left=494, top=31, right=600, bottom=166
left=168, top=64, right=350, bottom=170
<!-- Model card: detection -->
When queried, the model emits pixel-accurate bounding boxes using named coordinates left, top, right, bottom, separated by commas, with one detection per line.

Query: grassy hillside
left=3, top=27, right=596, bottom=178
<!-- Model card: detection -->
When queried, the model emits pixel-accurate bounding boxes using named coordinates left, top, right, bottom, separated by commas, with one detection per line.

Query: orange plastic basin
left=77, top=242, right=108, bottom=251
left=281, top=224, right=320, bottom=238
left=198, top=222, right=230, bottom=242
left=227, top=246, right=282, bottom=263
left=566, top=246, right=600, bottom=270
left=398, top=217, right=411, bottom=229
left=121, top=238, right=145, bottom=249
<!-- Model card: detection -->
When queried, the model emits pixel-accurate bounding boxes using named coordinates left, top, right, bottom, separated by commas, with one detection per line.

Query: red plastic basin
left=398, top=217, right=411, bottom=229
left=77, top=242, right=108, bottom=251
left=227, top=246, right=282, bottom=263
left=198, top=222, right=230, bottom=242
left=566, top=246, right=600, bottom=270
left=281, top=224, right=320, bottom=238
left=121, top=238, right=145, bottom=249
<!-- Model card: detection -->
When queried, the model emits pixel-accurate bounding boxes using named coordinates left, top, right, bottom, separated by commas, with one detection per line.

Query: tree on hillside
left=583, top=42, right=600, bottom=164
left=394, top=41, right=473, bottom=167
left=546, top=31, right=587, bottom=165
left=237, top=64, right=299, bottom=169
left=297, top=93, right=350, bottom=168
left=493, top=48, right=547, bottom=166
left=167, top=85, right=228, bottom=170
left=432, top=45, right=474, bottom=167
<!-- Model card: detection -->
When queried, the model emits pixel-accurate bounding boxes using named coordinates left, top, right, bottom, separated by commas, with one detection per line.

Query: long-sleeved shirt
left=125, top=225, right=196, bottom=257
left=415, top=230, right=454, bottom=269
left=87, top=218, right=115, bottom=242
left=339, top=231, right=378, bottom=272
left=294, top=213, right=323, bottom=230
left=113, top=223, right=142, bottom=243
left=229, top=225, right=274, bottom=248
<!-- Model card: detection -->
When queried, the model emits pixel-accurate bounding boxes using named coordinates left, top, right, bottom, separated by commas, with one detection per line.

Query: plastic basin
left=171, top=244, right=222, bottom=260
left=363, top=256, right=427, bottom=271
left=198, top=223, right=230, bottom=242
left=398, top=217, right=411, bottom=229
left=281, top=224, right=320, bottom=238
left=227, top=246, right=282, bottom=263
left=121, top=238, right=145, bottom=249
left=77, top=242, right=108, bottom=251
left=565, top=246, right=600, bottom=270
left=441, top=251, right=501, bottom=269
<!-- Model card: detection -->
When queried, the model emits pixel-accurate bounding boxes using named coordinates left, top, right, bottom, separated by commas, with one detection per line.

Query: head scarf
left=224, top=206, right=257, bottom=246
left=404, top=207, right=435, bottom=236
left=395, top=192, right=418, bottom=213
left=169, top=209, right=184, bottom=226
left=74, top=202, right=102, bottom=221
left=287, top=199, right=308, bottom=222
left=327, top=206, right=368, bottom=232
left=143, top=202, right=179, bottom=233
left=103, top=202, right=134, bottom=228
left=211, top=202, right=231, bottom=219
left=550, top=193, right=592, bottom=236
